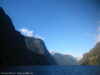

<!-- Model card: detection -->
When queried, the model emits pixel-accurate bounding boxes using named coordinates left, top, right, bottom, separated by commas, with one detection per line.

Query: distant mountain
left=0, top=7, right=57, bottom=66
left=78, top=42, right=100, bottom=65
left=51, top=52, right=78, bottom=65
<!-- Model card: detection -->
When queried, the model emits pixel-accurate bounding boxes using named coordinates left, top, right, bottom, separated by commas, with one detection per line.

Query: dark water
left=0, top=66, right=100, bottom=75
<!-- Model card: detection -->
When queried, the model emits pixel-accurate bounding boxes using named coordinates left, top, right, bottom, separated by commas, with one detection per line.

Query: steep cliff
left=78, top=42, right=100, bottom=65
left=0, top=7, right=34, bottom=66
left=0, top=7, right=56, bottom=66
left=25, top=37, right=57, bottom=65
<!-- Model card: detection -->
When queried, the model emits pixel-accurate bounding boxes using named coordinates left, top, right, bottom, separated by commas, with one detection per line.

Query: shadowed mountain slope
left=0, top=7, right=33, bottom=66
left=0, top=7, right=57, bottom=66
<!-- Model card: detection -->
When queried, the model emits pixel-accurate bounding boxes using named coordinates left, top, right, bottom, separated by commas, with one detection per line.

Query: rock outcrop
left=0, top=7, right=57, bottom=66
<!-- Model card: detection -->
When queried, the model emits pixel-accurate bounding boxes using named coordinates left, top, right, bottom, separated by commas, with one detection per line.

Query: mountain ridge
left=50, top=52, right=78, bottom=65
left=0, top=7, right=57, bottom=66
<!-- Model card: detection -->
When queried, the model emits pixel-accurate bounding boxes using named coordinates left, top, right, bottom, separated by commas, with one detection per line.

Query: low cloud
left=19, top=28, right=44, bottom=40
left=34, top=34, right=45, bottom=40
left=20, top=28, right=33, bottom=37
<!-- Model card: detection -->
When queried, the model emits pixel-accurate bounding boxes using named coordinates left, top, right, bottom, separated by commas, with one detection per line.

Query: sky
left=0, top=0, right=100, bottom=59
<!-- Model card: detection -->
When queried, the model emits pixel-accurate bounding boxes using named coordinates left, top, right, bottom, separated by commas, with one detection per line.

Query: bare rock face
left=78, top=42, right=100, bottom=65
left=25, top=37, right=57, bottom=65
left=0, top=7, right=56, bottom=66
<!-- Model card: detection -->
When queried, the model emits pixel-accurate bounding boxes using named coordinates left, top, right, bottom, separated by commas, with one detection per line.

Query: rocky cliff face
left=78, top=42, right=100, bottom=65
left=25, top=37, right=57, bottom=65
left=0, top=7, right=56, bottom=66
left=51, top=52, right=78, bottom=65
